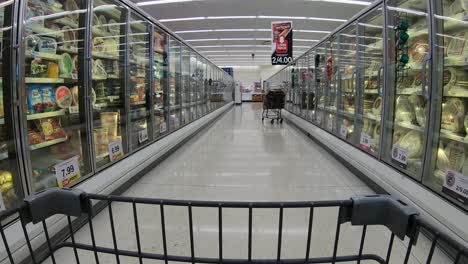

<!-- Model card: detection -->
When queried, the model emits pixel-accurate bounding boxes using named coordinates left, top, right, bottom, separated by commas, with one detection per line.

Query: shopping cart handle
left=22, top=188, right=87, bottom=224
left=350, top=195, right=419, bottom=241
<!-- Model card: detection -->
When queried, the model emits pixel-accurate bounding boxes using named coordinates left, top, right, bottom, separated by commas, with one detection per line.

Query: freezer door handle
left=421, top=54, right=431, bottom=100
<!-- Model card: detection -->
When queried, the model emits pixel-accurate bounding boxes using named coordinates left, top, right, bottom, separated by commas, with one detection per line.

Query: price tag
left=138, top=128, right=149, bottom=143
left=327, top=119, right=333, bottom=131
left=54, top=157, right=81, bottom=188
left=443, top=170, right=468, bottom=203
left=340, top=125, right=348, bottom=138
left=108, top=141, right=124, bottom=162
left=391, top=145, right=408, bottom=168
left=160, top=122, right=167, bottom=133
left=69, top=106, right=79, bottom=114
left=360, top=133, right=371, bottom=151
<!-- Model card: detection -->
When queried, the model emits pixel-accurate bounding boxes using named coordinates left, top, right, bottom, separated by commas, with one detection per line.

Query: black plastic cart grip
left=23, top=188, right=86, bottom=224
left=350, top=195, right=419, bottom=240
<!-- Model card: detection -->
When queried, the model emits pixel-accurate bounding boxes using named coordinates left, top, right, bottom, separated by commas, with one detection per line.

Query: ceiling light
left=186, top=38, right=219, bottom=42
left=174, top=29, right=214, bottom=33
left=309, top=16, right=346, bottom=22
left=207, top=16, right=257, bottom=19
left=258, top=15, right=307, bottom=19
left=201, top=50, right=272, bottom=53
left=306, top=0, right=371, bottom=6
left=215, top=29, right=256, bottom=32
left=137, top=0, right=193, bottom=5
left=159, top=17, right=204, bottom=22
left=160, top=15, right=345, bottom=23
left=297, top=29, right=331, bottom=34
left=295, top=39, right=319, bottom=42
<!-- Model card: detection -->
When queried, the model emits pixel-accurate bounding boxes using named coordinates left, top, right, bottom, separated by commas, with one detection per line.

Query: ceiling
left=130, top=0, right=375, bottom=67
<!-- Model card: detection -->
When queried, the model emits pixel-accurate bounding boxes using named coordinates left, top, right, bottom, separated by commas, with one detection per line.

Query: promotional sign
left=55, top=157, right=81, bottom=188
left=443, top=170, right=468, bottom=203
left=109, top=141, right=124, bottom=162
left=271, top=21, right=293, bottom=65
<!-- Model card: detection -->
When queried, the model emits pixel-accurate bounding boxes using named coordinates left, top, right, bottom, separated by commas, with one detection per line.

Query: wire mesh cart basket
left=262, top=90, right=285, bottom=124
left=0, top=188, right=467, bottom=264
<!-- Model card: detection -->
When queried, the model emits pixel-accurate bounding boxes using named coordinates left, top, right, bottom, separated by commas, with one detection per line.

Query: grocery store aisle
left=126, top=102, right=372, bottom=201
left=46, top=103, right=448, bottom=264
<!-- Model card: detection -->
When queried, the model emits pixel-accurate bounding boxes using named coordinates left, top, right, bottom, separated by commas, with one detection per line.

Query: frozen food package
left=28, top=85, right=43, bottom=113
left=41, top=85, right=56, bottom=112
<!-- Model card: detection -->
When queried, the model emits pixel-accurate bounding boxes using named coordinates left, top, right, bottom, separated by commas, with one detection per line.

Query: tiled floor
left=43, top=104, right=449, bottom=264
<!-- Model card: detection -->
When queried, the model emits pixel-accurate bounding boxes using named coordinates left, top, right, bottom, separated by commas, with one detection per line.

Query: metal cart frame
left=0, top=188, right=467, bottom=264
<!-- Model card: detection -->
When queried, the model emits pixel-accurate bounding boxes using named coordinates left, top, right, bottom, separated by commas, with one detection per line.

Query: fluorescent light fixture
left=201, top=50, right=272, bottom=53
left=306, top=0, right=371, bottom=6
left=174, top=29, right=214, bottom=33
left=295, top=39, right=319, bottom=42
left=387, top=6, right=427, bottom=16
left=208, top=55, right=271, bottom=57
left=137, top=0, right=193, bottom=6
left=297, top=29, right=331, bottom=33
left=207, top=16, right=257, bottom=19
left=186, top=38, right=219, bottom=42
left=258, top=15, right=307, bottom=19
left=309, top=16, right=346, bottom=22
left=215, top=29, right=256, bottom=32
left=159, top=17, right=204, bottom=22
left=160, top=15, right=345, bottom=23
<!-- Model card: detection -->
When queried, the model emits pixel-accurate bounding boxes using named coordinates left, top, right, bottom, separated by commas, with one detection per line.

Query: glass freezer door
left=337, top=24, right=358, bottom=144
left=190, top=52, right=197, bottom=121
left=1, top=1, right=23, bottom=208
left=22, top=0, right=92, bottom=191
left=169, top=38, right=181, bottom=131
left=382, top=0, right=431, bottom=179
left=91, top=0, right=128, bottom=169
left=324, top=38, right=339, bottom=134
left=315, top=44, right=327, bottom=128
left=181, top=45, right=190, bottom=125
left=355, top=7, right=385, bottom=156
left=128, top=14, right=151, bottom=151
left=153, top=28, right=168, bottom=139
left=307, top=52, right=316, bottom=123
left=424, top=0, right=468, bottom=209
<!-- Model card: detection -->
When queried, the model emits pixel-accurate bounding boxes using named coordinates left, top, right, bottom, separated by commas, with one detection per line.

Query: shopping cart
left=262, top=90, right=285, bottom=124
left=0, top=188, right=467, bottom=264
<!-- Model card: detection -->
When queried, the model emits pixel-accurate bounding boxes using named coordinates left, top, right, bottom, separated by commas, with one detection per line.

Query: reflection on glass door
left=383, top=0, right=430, bottom=179
left=169, top=38, right=181, bottom=131
left=91, top=0, right=127, bottom=169
left=190, top=52, right=197, bottom=121
left=128, top=14, right=150, bottom=150
left=307, top=53, right=316, bottom=122
left=337, top=25, right=357, bottom=144
left=1, top=1, right=23, bottom=208
left=324, top=38, right=338, bottom=134
left=22, top=0, right=92, bottom=191
left=356, top=8, right=384, bottom=155
left=195, top=57, right=203, bottom=118
left=425, top=0, right=468, bottom=210
left=181, top=46, right=190, bottom=125
left=153, top=28, right=168, bottom=138
left=315, top=44, right=327, bottom=127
